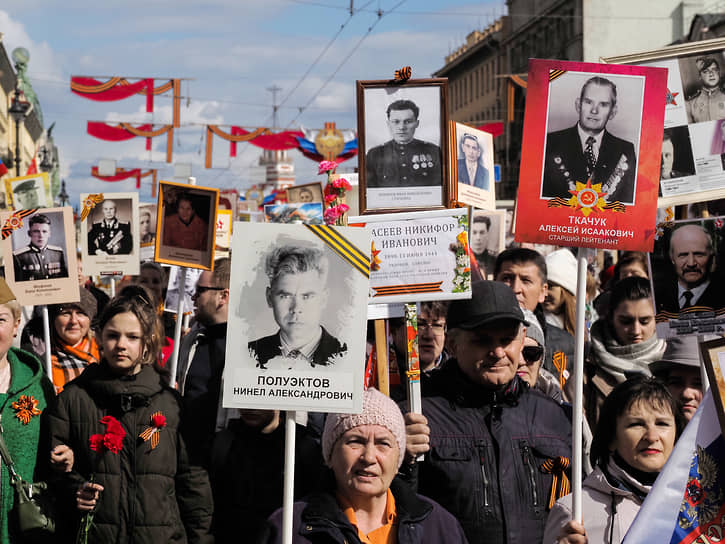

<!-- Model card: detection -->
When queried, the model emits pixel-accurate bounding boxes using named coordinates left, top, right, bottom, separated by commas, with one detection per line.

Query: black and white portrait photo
left=453, top=122, right=496, bottom=210
left=651, top=218, right=725, bottom=338
left=139, top=203, right=157, bottom=246
left=7, top=174, right=51, bottom=210
left=11, top=211, right=68, bottom=282
left=470, top=209, right=506, bottom=278
left=541, top=71, right=644, bottom=206
left=0, top=207, right=79, bottom=306
left=661, top=126, right=696, bottom=182
left=81, top=192, right=139, bottom=277
left=357, top=79, right=449, bottom=213
left=87, top=198, right=133, bottom=255
left=223, top=222, right=369, bottom=413
left=679, top=52, right=725, bottom=125
left=286, top=182, right=324, bottom=204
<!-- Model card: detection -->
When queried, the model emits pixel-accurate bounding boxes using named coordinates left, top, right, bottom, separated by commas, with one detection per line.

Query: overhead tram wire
left=284, top=0, right=408, bottom=128
left=276, top=0, right=376, bottom=111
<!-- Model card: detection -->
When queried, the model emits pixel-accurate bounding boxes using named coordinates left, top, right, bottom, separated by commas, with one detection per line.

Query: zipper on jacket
left=479, top=451, right=491, bottom=507
left=521, top=444, right=539, bottom=507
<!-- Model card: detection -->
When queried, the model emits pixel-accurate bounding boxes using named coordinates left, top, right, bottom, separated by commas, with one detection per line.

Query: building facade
left=435, top=0, right=705, bottom=201
left=0, top=40, right=42, bottom=182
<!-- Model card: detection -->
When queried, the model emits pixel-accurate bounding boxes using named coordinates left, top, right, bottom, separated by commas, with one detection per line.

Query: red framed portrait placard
left=515, top=59, right=667, bottom=251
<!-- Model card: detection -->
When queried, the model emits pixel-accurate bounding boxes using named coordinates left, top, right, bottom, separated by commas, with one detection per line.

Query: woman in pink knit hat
left=261, top=387, right=468, bottom=543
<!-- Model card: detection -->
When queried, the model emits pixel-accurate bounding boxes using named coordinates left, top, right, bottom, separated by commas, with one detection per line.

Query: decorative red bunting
left=205, top=125, right=305, bottom=168
left=71, top=77, right=182, bottom=127
left=87, top=122, right=174, bottom=163
left=91, top=167, right=158, bottom=195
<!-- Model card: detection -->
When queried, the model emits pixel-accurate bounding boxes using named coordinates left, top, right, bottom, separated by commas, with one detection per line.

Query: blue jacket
left=401, top=362, right=572, bottom=544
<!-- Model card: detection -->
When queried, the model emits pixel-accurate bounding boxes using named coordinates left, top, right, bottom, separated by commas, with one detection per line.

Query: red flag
left=0, top=159, right=7, bottom=177
left=26, top=156, right=37, bottom=175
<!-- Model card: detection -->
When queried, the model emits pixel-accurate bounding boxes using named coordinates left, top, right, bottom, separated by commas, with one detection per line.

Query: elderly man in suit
left=248, top=245, right=346, bottom=369
left=542, top=76, right=637, bottom=205
left=656, top=223, right=725, bottom=314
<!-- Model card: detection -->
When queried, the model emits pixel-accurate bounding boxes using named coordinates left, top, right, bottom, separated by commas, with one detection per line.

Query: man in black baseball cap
left=401, top=281, right=572, bottom=544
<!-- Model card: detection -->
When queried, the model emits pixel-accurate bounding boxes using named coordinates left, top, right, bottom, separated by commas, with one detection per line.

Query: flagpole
left=572, top=249, right=588, bottom=522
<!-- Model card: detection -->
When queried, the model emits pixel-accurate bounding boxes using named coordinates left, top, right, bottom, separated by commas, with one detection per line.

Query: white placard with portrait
left=223, top=222, right=370, bottom=413
left=81, top=192, right=140, bottom=277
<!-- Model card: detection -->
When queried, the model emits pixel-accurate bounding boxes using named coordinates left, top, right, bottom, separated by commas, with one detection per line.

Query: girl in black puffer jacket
left=48, top=285, right=213, bottom=543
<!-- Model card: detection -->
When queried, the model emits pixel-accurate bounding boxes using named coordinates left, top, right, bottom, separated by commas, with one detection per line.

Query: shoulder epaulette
left=13, top=246, right=31, bottom=256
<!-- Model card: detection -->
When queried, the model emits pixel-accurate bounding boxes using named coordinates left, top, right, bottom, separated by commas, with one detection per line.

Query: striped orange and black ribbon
left=373, top=281, right=443, bottom=297
left=2, top=209, right=37, bottom=240
left=394, top=66, right=412, bottom=81
left=549, top=69, right=567, bottom=82
left=304, top=224, right=370, bottom=278
left=139, top=411, right=163, bottom=450
left=547, top=197, right=570, bottom=208
left=603, top=201, right=626, bottom=212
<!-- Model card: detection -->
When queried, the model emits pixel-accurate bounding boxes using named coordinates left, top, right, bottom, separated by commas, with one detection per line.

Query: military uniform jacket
left=686, top=87, right=725, bottom=123
left=542, top=126, right=637, bottom=204
left=366, top=139, right=442, bottom=188
left=88, top=218, right=133, bottom=255
left=13, top=243, right=68, bottom=281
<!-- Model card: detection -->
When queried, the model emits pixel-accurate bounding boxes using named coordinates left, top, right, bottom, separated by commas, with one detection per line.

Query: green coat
left=48, top=362, right=213, bottom=543
left=0, top=348, right=55, bottom=544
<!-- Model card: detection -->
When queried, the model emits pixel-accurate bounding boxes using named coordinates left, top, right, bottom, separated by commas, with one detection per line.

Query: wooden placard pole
left=374, top=319, right=389, bottom=396
left=405, top=303, right=421, bottom=415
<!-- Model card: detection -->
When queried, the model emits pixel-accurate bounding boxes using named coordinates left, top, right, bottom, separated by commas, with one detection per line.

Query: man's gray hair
left=265, top=245, right=328, bottom=284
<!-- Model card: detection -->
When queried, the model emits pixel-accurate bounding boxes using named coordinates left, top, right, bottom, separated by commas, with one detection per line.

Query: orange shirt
left=338, top=489, right=398, bottom=544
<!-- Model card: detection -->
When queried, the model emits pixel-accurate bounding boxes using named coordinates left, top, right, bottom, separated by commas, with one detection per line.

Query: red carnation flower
left=89, top=434, right=105, bottom=452
left=151, top=414, right=167, bottom=428
left=100, top=415, right=126, bottom=438
left=103, top=433, right=124, bottom=454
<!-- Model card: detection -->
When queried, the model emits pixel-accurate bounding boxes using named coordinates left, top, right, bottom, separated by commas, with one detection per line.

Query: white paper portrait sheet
left=223, top=222, right=370, bottom=413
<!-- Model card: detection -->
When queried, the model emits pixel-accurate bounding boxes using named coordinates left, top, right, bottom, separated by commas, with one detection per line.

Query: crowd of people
left=0, top=241, right=707, bottom=543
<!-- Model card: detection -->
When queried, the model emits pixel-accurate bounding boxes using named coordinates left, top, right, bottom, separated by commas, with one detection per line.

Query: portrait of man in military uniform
left=87, top=199, right=133, bottom=255
left=542, top=75, right=638, bottom=205
left=12, top=213, right=68, bottom=282
left=11, top=178, right=47, bottom=210
left=365, top=99, right=442, bottom=189
left=684, top=56, right=725, bottom=124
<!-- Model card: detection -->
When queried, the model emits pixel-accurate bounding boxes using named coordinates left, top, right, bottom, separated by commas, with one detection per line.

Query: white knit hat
left=545, top=249, right=577, bottom=296
left=322, top=388, right=406, bottom=469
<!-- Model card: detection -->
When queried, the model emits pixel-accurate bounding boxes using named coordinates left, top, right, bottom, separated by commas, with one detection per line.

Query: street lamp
left=57, top=179, right=69, bottom=207
left=8, top=82, right=31, bottom=176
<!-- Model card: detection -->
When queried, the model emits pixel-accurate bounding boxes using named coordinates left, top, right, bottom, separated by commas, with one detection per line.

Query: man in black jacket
left=494, top=248, right=575, bottom=391
left=402, top=281, right=572, bottom=544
